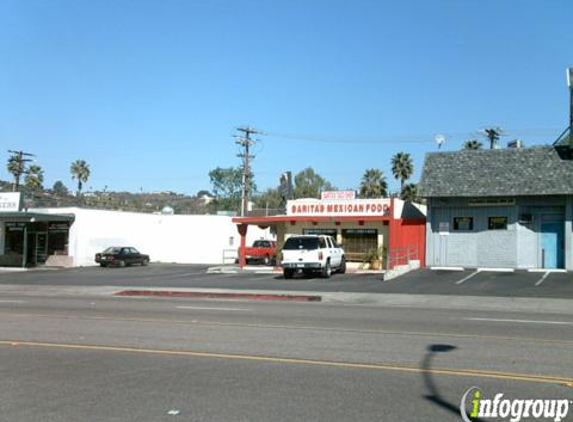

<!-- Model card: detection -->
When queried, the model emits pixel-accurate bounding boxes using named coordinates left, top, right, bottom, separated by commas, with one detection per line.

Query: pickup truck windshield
left=283, top=237, right=319, bottom=250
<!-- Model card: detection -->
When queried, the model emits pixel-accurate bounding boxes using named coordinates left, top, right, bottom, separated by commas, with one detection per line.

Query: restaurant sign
left=321, top=190, right=356, bottom=200
left=0, top=193, right=22, bottom=212
left=287, top=198, right=391, bottom=217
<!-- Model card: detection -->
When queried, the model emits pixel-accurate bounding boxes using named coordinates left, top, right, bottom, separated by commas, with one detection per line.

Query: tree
left=208, top=166, right=255, bottom=212
left=70, top=159, right=91, bottom=196
left=25, top=165, right=44, bottom=192
left=463, top=139, right=483, bottom=150
left=391, top=152, right=414, bottom=192
left=359, top=168, right=388, bottom=198
left=6, top=153, right=29, bottom=192
left=400, top=183, right=419, bottom=202
left=52, top=181, right=69, bottom=196
left=293, top=167, right=335, bottom=199
left=253, top=187, right=283, bottom=210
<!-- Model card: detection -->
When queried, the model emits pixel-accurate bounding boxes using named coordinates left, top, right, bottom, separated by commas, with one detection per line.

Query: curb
left=115, top=290, right=322, bottom=302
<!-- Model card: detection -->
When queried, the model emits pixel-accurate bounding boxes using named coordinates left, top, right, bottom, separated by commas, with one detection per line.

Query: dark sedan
left=95, top=246, right=150, bottom=267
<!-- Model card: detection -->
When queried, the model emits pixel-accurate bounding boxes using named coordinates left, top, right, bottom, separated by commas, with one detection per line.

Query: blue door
left=541, top=223, right=564, bottom=269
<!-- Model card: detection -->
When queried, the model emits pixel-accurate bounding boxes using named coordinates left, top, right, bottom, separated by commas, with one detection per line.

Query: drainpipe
left=567, top=67, right=573, bottom=149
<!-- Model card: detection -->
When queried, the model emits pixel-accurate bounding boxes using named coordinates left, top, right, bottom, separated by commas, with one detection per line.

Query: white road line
left=535, top=272, right=550, bottom=286
left=455, top=271, right=480, bottom=285
left=0, top=300, right=27, bottom=304
left=465, top=317, right=573, bottom=326
left=176, top=306, right=252, bottom=312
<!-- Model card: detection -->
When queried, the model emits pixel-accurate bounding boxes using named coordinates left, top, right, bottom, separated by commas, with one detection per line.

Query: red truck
left=242, top=240, right=277, bottom=265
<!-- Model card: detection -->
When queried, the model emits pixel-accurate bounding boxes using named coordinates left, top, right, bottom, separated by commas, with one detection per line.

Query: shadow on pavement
left=422, top=344, right=485, bottom=422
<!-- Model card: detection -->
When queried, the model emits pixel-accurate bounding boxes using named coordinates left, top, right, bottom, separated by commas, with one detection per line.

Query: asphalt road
left=1, top=292, right=572, bottom=421
left=0, top=264, right=572, bottom=298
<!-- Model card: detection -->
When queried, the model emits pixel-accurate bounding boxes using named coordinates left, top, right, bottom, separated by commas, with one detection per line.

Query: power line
left=263, top=128, right=561, bottom=145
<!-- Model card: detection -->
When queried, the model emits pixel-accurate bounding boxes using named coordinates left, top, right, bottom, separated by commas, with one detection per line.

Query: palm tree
left=359, top=168, right=388, bottom=198
left=70, top=159, right=91, bottom=196
left=25, top=165, right=44, bottom=192
left=463, top=139, right=483, bottom=150
left=400, top=183, right=419, bottom=202
left=391, top=152, right=414, bottom=192
left=6, top=153, right=27, bottom=192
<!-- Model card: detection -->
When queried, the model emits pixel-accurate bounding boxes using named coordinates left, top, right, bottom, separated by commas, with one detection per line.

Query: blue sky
left=0, top=0, right=571, bottom=195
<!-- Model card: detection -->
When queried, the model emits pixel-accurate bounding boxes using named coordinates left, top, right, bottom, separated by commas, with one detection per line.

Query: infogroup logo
left=460, top=386, right=571, bottom=422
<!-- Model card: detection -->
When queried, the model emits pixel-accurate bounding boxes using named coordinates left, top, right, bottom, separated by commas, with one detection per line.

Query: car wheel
left=100, top=263, right=107, bottom=268
left=283, top=269, right=294, bottom=279
left=322, top=261, right=332, bottom=279
left=338, top=257, right=346, bottom=274
left=117, top=260, right=126, bottom=268
left=142, top=258, right=149, bottom=266
left=263, top=255, right=271, bottom=266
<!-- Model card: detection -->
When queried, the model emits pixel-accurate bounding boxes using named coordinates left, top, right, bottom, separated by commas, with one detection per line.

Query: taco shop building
left=233, top=196, right=426, bottom=269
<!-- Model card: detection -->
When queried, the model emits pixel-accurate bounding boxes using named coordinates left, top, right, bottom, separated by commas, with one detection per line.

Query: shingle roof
left=418, top=146, right=573, bottom=197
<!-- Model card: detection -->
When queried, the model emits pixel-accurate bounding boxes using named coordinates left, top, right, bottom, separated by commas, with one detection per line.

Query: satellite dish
left=435, top=134, right=446, bottom=149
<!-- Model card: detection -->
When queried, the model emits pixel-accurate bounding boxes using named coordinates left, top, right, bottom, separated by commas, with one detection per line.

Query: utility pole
left=7, top=150, right=35, bottom=192
left=235, top=126, right=262, bottom=217
left=481, top=128, right=504, bottom=149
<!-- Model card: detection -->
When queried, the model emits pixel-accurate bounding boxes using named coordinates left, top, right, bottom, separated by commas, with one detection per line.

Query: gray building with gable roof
left=419, top=144, right=573, bottom=270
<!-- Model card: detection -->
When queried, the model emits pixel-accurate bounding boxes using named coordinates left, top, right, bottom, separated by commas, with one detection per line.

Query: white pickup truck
left=280, top=235, right=346, bottom=279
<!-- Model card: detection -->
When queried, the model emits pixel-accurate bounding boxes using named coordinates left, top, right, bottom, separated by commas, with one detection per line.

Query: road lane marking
left=3, top=312, right=573, bottom=346
left=535, top=272, right=550, bottom=286
left=465, top=317, right=573, bottom=326
left=2, top=340, right=572, bottom=387
left=0, top=300, right=28, bottom=304
left=176, top=306, right=251, bottom=312
left=455, top=271, right=479, bottom=285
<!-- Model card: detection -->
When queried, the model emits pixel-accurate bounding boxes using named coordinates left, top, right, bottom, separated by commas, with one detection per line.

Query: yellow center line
left=2, top=339, right=572, bottom=387
left=4, top=312, right=573, bottom=347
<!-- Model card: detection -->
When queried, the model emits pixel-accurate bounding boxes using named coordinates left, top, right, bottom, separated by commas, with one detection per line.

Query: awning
left=0, top=212, right=75, bottom=223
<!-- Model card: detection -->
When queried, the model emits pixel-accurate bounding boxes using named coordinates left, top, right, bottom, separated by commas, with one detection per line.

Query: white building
left=0, top=200, right=270, bottom=267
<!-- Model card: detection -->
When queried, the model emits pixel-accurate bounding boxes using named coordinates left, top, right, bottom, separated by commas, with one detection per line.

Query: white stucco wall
left=33, top=208, right=271, bottom=266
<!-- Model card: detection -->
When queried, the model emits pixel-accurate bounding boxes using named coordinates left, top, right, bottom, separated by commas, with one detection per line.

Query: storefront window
left=4, top=223, right=25, bottom=254
left=453, top=217, right=473, bottom=231
left=488, top=216, right=508, bottom=230
left=342, top=229, right=378, bottom=262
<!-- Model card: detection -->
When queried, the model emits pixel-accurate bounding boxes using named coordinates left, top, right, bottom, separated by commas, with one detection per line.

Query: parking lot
left=0, top=264, right=571, bottom=299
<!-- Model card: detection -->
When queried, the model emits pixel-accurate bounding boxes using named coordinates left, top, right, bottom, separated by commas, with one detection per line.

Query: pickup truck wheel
left=263, top=255, right=271, bottom=266
left=338, top=257, right=346, bottom=274
left=322, top=261, right=332, bottom=279
left=283, top=269, right=294, bottom=279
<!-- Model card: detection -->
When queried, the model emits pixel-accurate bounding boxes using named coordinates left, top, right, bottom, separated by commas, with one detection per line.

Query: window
left=453, top=217, right=473, bottom=231
left=283, top=237, right=319, bottom=250
left=488, top=216, right=508, bottom=230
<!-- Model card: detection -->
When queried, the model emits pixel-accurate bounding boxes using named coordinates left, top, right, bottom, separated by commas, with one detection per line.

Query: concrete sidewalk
left=2, top=283, right=573, bottom=316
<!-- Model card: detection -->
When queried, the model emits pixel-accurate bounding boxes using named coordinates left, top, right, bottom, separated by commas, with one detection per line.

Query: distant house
left=419, top=144, right=573, bottom=270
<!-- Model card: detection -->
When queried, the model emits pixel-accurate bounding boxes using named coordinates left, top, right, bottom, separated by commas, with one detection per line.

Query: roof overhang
left=232, top=215, right=391, bottom=225
left=0, top=212, right=75, bottom=223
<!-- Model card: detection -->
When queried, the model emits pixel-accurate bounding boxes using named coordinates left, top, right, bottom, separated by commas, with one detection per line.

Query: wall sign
left=321, top=191, right=356, bottom=200
left=0, top=193, right=22, bottom=212
left=287, top=198, right=391, bottom=217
